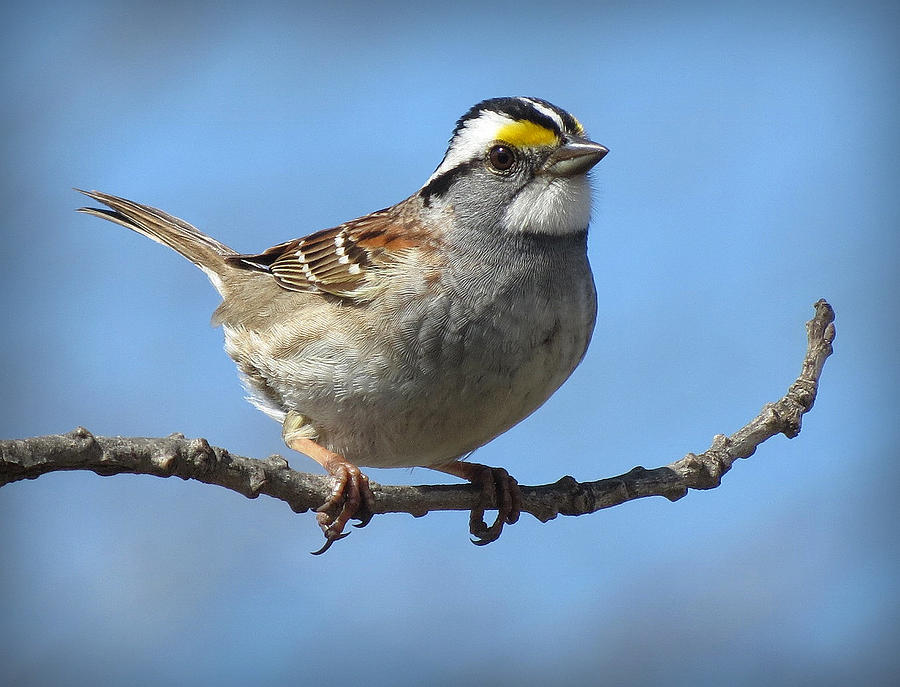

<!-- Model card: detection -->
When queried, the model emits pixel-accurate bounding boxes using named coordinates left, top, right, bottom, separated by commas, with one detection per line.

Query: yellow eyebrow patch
left=496, top=120, right=558, bottom=148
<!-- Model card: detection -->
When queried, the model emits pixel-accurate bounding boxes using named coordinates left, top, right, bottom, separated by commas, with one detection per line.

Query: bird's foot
left=312, top=460, right=375, bottom=554
left=434, top=461, right=522, bottom=545
left=284, top=435, right=375, bottom=554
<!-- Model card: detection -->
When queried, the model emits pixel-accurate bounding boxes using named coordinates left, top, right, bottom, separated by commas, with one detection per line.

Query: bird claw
left=352, top=514, right=373, bottom=529
left=465, top=465, right=522, bottom=546
left=311, top=461, right=375, bottom=553
left=310, top=531, right=351, bottom=556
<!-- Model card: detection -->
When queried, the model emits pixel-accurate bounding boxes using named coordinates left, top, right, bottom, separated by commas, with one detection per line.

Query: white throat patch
left=503, top=174, right=592, bottom=236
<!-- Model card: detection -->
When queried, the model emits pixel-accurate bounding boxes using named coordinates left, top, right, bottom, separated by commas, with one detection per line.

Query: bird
left=77, top=96, right=608, bottom=552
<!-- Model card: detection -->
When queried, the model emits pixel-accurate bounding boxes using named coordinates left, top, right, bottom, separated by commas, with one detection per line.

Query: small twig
left=0, top=300, right=835, bottom=527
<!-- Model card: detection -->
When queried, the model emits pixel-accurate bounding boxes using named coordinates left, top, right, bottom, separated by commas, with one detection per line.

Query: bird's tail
left=76, top=189, right=239, bottom=296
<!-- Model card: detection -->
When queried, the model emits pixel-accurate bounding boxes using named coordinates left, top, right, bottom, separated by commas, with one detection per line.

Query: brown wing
left=226, top=207, right=421, bottom=299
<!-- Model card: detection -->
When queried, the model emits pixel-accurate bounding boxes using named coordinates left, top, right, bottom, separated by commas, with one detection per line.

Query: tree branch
left=0, top=300, right=835, bottom=527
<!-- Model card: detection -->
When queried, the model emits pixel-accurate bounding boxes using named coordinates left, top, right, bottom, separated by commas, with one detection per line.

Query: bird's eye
left=487, top=145, right=516, bottom=172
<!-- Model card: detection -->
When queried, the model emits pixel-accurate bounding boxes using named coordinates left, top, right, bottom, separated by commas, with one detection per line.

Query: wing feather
left=226, top=207, right=427, bottom=299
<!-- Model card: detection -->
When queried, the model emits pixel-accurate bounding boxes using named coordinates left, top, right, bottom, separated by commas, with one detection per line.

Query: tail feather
left=76, top=189, right=238, bottom=295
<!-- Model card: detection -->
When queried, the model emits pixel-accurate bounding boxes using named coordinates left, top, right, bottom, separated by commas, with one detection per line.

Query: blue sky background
left=2, top=1, right=898, bottom=684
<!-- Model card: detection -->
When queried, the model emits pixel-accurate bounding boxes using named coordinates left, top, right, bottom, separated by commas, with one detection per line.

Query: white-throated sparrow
left=78, top=96, right=608, bottom=552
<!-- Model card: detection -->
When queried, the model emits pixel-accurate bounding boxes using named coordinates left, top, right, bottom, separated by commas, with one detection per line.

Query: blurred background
left=2, top=1, right=897, bottom=685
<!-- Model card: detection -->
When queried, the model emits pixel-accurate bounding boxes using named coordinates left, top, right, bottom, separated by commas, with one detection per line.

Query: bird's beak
left=541, top=138, right=609, bottom=177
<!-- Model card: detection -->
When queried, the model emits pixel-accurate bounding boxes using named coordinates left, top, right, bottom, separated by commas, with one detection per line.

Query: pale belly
left=223, top=249, right=596, bottom=468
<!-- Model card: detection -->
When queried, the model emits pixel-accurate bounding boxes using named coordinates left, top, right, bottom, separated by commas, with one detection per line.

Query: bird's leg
left=283, top=426, right=375, bottom=554
left=431, top=461, right=522, bottom=545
